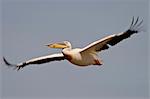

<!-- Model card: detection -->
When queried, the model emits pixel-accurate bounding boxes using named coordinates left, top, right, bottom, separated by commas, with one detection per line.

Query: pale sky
left=1, top=0, right=149, bottom=99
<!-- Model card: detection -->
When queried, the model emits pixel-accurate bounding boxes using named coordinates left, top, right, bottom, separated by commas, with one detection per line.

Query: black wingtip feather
left=3, top=57, right=12, bottom=66
left=129, top=17, right=143, bottom=31
left=130, top=16, right=134, bottom=28
left=3, top=57, right=21, bottom=71
left=133, top=16, right=139, bottom=28
left=107, top=17, right=143, bottom=46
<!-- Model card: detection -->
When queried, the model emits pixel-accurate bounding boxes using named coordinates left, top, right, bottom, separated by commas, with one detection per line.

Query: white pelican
left=3, top=17, right=143, bottom=70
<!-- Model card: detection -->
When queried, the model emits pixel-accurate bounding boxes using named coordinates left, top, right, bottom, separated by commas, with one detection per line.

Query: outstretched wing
left=3, top=53, right=65, bottom=70
left=81, top=17, right=143, bottom=54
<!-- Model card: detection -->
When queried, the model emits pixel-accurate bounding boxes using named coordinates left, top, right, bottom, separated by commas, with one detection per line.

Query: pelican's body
left=3, top=17, right=143, bottom=70
left=63, top=48, right=85, bottom=66
left=62, top=48, right=102, bottom=66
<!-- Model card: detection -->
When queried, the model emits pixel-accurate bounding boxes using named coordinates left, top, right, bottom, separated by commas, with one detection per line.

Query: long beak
left=46, top=42, right=68, bottom=49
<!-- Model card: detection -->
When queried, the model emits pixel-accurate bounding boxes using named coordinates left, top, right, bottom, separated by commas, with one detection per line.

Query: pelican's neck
left=65, top=41, right=72, bottom=49
left=62, top=47, right=72, bottom=55
left=62, top=41, right=72, bottom=55
left=62, top=47, right=71, bottom=52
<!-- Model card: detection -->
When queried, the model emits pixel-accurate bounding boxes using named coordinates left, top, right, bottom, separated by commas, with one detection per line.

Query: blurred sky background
left=1, top=0, right=149, bottom=99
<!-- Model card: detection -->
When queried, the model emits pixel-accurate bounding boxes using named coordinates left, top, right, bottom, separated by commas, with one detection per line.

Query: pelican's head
left=46, top=41, right=72, bottom=49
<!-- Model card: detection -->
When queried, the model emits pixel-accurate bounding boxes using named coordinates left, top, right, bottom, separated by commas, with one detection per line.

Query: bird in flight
left=3, top=17, right=143, bottom=70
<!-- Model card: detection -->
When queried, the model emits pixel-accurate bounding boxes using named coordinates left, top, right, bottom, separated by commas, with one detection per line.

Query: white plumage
left=3, top=17, right=143, bottom=70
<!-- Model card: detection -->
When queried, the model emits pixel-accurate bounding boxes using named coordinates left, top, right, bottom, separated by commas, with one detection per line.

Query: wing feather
left=81, top=17, right=143, bottom=53
left=3, top=53, right=65, bottom=70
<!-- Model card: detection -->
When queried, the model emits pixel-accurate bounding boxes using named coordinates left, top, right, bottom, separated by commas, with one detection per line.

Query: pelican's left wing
left=81, top=17, right=143, bottom=54
left=3, top=53, right=65, bottom=70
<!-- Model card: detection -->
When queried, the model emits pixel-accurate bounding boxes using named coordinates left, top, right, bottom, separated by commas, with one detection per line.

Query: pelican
left=3, top=17, right=143, bottom=70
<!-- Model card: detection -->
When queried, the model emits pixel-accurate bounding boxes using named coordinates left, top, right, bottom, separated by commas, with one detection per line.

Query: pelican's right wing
left=3, top=53, right=65, bottom=70
left=80, top=17, right=143, bottom=54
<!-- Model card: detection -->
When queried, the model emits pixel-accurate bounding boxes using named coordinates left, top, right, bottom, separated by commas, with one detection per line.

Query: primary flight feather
left=3, top=17, right=143, bottom=70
